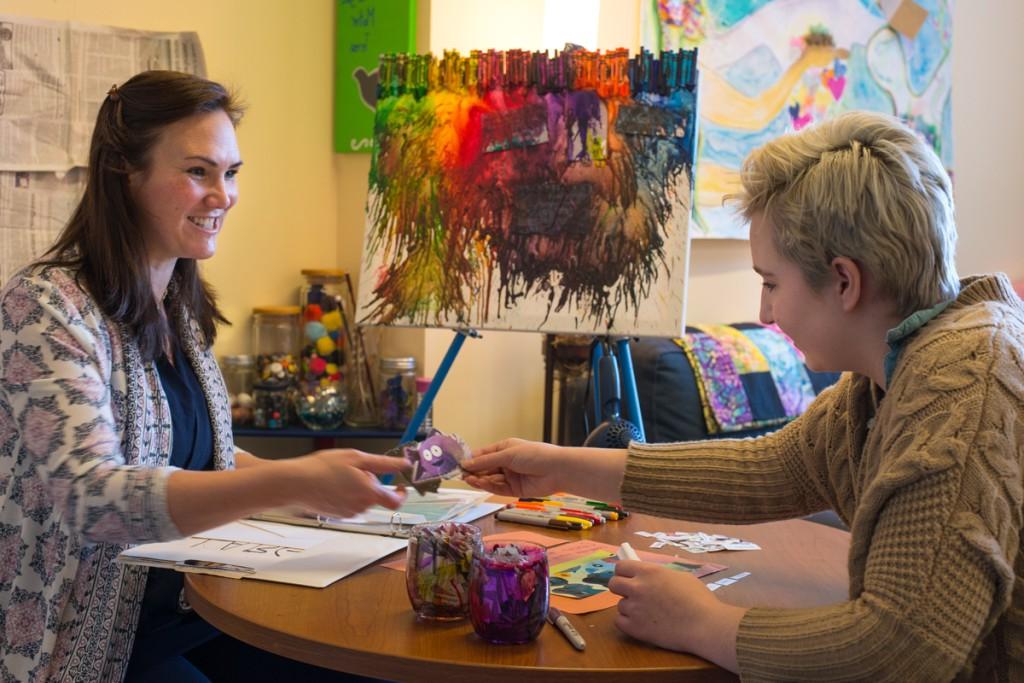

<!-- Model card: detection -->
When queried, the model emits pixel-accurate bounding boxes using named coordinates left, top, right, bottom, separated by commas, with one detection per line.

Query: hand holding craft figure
left=463, top=437, right=627, bottom=503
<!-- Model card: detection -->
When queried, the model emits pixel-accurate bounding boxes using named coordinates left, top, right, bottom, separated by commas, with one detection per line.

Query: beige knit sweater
left=621, top=274, right=1023, bottom=682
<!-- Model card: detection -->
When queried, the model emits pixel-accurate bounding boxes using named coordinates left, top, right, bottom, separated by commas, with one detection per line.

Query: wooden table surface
left=186, top=508, right=850, bottom=683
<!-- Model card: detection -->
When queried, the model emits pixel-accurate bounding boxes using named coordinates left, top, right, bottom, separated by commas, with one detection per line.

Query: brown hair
left=43, top=70, right=245, bottom=360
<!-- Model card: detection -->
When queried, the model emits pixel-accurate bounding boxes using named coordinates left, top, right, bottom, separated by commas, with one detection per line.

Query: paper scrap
left=635, top=530, right=761, bottom=553
left=879, top=0, right=928, bottom=39
left=707, top=571, right=751, bottom=592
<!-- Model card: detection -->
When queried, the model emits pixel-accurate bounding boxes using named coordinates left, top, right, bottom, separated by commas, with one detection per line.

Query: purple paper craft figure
left=411, top=430, right=469, bottom=481
left=392, top=429, right=472, bottom=493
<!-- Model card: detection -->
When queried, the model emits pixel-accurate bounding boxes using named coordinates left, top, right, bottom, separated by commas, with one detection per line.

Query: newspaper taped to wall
left=0, top=14, right=206, bottom=171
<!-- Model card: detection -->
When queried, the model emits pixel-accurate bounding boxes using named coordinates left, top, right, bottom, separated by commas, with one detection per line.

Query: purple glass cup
left=469, top=541, right=549, bottom=644
left=405, top=522, right=482, bottom=620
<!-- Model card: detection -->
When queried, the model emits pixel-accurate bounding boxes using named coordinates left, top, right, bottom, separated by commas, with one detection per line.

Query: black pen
left=179, top=559, right=256, bottom=574
left=547, top=606, right=586, bottom=651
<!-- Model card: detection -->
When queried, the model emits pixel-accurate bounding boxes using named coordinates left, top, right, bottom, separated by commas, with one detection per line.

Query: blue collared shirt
left=882, top=300, right=953, bottom=385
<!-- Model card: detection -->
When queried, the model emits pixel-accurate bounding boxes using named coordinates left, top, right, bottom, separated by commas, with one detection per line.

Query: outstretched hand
left=284, top=449, right=411, bottom=518
left=461, top=438, right=566, bottom=498
left=462, top=438, right=628, bottom=503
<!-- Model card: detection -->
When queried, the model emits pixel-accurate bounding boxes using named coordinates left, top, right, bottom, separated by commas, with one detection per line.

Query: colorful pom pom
left=316, top=336, right=337, bottom=357
left=321, top=310, right=342, bottom=332
left=304, top=321, right=327, bottom=342
left=304, top=304, right=323, bottom=321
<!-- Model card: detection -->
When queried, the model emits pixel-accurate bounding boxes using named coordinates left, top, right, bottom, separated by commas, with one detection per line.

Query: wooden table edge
left=185, top=572, right=738, bottom=683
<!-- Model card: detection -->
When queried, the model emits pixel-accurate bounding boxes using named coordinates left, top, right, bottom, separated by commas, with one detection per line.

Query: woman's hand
left=461, top=438, right=566, bottom=497
left=168, top=448, right=411, bottom=536
left=280, top=449, right=410, bottom=518
left=609, top=561, right=745, bottom=673
left=461, top=439, right=628, bottom=502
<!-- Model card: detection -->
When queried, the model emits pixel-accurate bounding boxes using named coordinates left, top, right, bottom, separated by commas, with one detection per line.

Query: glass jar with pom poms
left=296, top=269, right=352, bottom=429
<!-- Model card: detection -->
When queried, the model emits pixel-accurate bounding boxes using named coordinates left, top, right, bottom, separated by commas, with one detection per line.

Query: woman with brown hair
left=0, top=70, right=405, bottom=682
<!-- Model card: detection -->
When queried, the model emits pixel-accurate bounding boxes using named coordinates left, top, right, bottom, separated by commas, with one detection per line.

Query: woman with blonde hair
left=463, top=111, right=1023, bottom=681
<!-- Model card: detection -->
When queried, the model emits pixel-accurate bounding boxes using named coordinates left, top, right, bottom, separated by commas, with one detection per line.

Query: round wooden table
left=186, top=510, right=850, bottom=682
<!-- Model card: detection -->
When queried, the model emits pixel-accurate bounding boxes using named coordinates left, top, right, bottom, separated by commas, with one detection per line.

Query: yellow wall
left=3, top=0, right=1022, bottom=454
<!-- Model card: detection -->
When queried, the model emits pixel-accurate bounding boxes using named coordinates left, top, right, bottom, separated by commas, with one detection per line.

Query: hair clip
left=107, top=83, right=120, bottom=101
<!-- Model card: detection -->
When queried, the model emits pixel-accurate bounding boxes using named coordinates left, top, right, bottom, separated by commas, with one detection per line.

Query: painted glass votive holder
left=405, top=522, right=482, bottom=621
left=469, top=541, right=549, bottom=644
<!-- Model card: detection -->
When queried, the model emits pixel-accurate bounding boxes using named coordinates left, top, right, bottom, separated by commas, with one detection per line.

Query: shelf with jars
left=223, top=267, right=421, bottom=446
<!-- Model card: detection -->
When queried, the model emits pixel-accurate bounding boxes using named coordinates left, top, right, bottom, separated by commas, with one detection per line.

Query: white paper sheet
left=118, top=520, right=408, bottom=588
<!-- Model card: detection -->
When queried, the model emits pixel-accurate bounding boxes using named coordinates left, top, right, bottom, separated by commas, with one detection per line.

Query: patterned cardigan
left=0, top=265, right=236, bottom=682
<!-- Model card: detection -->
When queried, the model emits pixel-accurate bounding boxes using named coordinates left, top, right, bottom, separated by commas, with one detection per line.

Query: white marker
left=617, top=541, right=640, bottom=561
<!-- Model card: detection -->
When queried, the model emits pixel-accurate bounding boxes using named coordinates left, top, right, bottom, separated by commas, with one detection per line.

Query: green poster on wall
left=335, top=0, right=417, bottom=153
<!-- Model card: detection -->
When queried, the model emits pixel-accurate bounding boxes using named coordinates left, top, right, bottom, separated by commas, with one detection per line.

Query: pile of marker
left=494, top=494, right=628, bottom=531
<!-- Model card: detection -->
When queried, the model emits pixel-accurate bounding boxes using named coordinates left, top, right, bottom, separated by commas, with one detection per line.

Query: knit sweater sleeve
left=736, top=310, right=1023, bottom=681
left=620, top=381, right=841, bottom=523
left=0, top=270, right=181, bottom=544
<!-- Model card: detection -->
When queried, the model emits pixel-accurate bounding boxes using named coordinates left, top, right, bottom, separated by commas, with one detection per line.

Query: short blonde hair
left=733, top=111, right=959, bottom=316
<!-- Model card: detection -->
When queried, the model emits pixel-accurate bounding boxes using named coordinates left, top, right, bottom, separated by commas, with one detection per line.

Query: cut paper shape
left=390, top=429, right=472, bottom=494
left=880, top=0, right=929, bottom=38
left=635, top=530, right=761, bottom=553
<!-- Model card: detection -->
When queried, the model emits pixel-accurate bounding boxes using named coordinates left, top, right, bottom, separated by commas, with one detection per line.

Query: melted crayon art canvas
left=356, top=48, right=699, bottom=336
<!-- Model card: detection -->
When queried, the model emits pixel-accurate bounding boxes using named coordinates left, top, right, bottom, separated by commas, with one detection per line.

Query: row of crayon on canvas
left=494, top=494, right=629, bottom=530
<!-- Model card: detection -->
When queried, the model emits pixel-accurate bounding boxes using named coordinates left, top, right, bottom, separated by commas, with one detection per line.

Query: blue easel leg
left=399, top=329, right=478, bottom=444
left=590, top=340, right=605, bottom=425
left=615, top=338, right=645, bottom=442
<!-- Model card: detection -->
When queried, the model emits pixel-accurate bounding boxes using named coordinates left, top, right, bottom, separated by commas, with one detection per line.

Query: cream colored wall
left=949, top=1, right=1024, bottom=277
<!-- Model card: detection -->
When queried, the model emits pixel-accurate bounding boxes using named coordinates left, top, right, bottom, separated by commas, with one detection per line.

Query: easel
left=589, top=337, right=646, bottom=442
left=406, top=330, right=644, bottom=447
left=541, top=334, right=646, bottom=445
left=398, top=328, right=481, bottom=444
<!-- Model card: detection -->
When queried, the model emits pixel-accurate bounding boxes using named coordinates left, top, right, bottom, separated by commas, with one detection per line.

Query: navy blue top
left=158, top=342, right=215, bottom=471
left=132, top=342, right=215, bottom=655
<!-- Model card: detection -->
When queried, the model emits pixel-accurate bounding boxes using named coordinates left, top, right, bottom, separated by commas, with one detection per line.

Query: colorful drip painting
left=642, top=0, right=953, bottom=239
left=357, top=48, right=699, bottom=336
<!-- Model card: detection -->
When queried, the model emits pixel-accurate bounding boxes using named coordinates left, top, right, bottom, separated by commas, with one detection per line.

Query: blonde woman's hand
left=462, top=438, right=628, bottom=503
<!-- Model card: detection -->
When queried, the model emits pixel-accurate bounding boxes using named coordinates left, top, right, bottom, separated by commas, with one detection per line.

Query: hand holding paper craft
left=391, top=429, right=472, bottom=494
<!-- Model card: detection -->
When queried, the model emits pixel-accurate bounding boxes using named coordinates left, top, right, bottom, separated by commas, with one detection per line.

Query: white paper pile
left=635, top=530, right=761, bottom=553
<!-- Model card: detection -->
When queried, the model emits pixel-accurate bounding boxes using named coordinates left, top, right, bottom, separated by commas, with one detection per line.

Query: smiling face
left=129, top=109, right=242, bottom=278
left=415, top=437, right=460, bottom=479
left=749, top=212, right=844, bottom=372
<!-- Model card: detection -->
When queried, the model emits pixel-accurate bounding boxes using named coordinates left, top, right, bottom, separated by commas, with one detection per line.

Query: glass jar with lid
left=220, top=354, right=255, bottom=426
left=251, top=306, right=300, bottom=429
left=377, top=356, right=416, bottom=430
left=296, top=269, right=353, bottom=429
left=251, top=306, right=301, bottom=388
left=298, top=269, right=351, bottom=389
